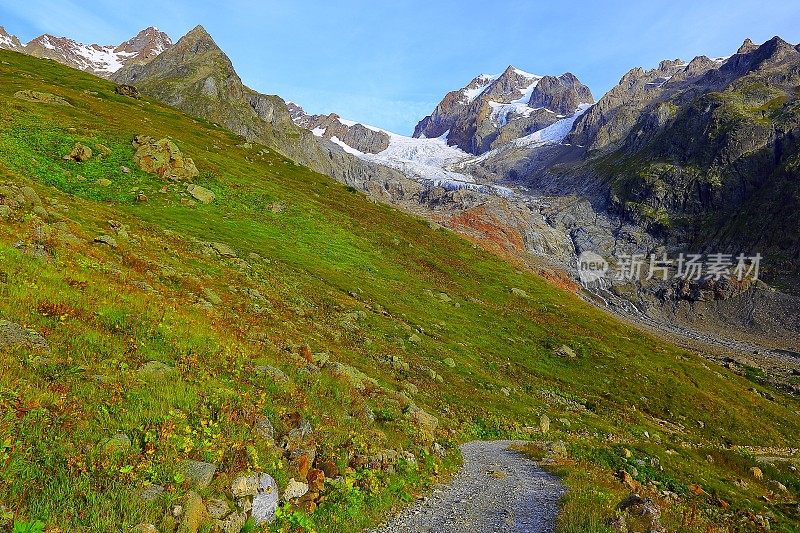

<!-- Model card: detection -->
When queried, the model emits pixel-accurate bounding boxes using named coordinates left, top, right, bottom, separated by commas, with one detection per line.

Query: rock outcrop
left=414, top=65, right=593, bottom=154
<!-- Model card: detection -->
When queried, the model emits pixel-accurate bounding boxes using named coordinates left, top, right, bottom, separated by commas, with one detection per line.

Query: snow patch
left=330, top=136, right=363, bottom=156
left=512, top=103, right=592, bottom=147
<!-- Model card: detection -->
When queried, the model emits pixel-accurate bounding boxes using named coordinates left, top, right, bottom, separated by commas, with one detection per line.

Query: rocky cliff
left=414, top=66, right=594, bottom=154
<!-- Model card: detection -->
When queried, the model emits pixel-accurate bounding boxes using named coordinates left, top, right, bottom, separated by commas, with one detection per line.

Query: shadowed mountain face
left=413, top=66, right=594, bottom=154
left=112, top=26, right=421, bottom=202
left=570, top=37, right=800, bottom=282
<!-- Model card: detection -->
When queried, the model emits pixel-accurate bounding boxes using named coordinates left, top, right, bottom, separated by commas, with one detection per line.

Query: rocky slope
left=112, top=26, right=421, bottom=203
left=413, top=66, right=593, bottom=154
left=0, top=26, right=171, bottom=77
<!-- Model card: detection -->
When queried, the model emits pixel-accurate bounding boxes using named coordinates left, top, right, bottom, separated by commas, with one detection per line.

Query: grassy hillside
left=0, top=50, right=799, bottom=532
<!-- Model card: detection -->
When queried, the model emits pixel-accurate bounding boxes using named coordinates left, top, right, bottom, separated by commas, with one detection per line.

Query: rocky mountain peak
left=737, top=38, right=757, bottom=54
left=114, top=26, right=172, bottom=64
left=0, top=26, right=22, bottom=50
left=529, top=72, right=594, bottom=115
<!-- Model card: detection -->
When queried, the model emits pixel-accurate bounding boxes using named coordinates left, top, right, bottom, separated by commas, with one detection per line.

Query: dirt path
left=372, top=440, right=564, bottom=533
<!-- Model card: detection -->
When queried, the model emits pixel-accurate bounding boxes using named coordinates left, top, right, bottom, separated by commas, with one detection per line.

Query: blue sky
left=2, top=0, right=800, bottom=134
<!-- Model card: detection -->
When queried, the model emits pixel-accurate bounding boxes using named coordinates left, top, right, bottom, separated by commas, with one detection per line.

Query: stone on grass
left=442, top=357, right=456, bottom=368
left=555, top=345, right=577, bottom=359
left=252, top=473, right=279, bottom=524
left=231, top=473, right=259, bottom=498
left=210, top=242, right=237, bottom=258
left=138, top=484, right=165, bottom=502
left=177, top=491, right=206, bottom=533
left=133, top=135, right=199, bottom=181
left=14, top=90, right=71, bottom=106
left=63, top=143, right=93, bottom=162
left=187, top=184, right=215, bottom=204
left=218, top=511, right=246, bottom=533
left=115, top=84, right=139, bottom=98
left=0, top=205, right=11, bottom=219
left=254, top=417, right=275, bottom=441
left=180, top=460, right=217, bottom=488
left=94, top=234, right=118, bottom=248
left=282, top=478, right=308, bottom=501
left=0, top=319, right=50, bottom=353
left=206, top=498, right=230, bottom=519
left=254, top=364, right=288, bottom=384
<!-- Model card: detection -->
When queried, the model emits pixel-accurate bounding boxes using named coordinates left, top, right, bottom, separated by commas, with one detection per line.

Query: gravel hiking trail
left=373, top=440, right=565, bottom=532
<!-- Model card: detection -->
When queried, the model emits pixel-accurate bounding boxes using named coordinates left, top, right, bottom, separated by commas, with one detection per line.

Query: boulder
left=252, top=473, right=279, bottom=524
left=177, top=491, right=206, bottom=533
left=179, top=460, right=217, bottom=488
left=0, top=319, right=50, bottom=353
left=0, top=205, right=11, bottom=220
left=231, top=473, right=259, bottom=498
left=63, top=143, right=93, bottom=162
left=132, top=135, right=199, bottom=181
left=115, top=85, right=140, bottom=98
left=187, top=184, right=215, bottom=204
left=205, top=498, right=229, bottom=519
left=282, top=478, right=308, bottom=501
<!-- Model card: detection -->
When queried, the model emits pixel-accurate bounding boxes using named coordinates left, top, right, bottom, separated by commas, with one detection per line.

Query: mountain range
left=2, top=18, right=800, bottom=533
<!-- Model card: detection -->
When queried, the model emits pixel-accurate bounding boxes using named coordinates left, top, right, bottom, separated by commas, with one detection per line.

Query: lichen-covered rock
left=179, top=460, right=217, bottom=488
left=132, top=135, right=199, bottom=181
left=115, top=84, right=140, bottom=98
left=186, top=184, right=215, bottom=204
left=177, top=491, right=206, bottom=533
left=15, top=90, right=72, bottom=106
left=282, top=478, right=308, bottom=501
left=231, top=473, right=259, bottom=498
left=0, top=319, right=50, bottom=353
left=63, top=143, right=93, bottom=162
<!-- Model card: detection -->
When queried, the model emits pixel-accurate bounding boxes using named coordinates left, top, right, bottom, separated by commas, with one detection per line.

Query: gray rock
left=555, top=345, right=577, bottom=359
left=138, top=484, right=165, bottom=501
left=252, top=473, right=279, bottom=524
left=0, top=205, right=11, bottom=219
left=0, top=319, right=50, bottom=353
left=94, top=234, right=118, bottom=248
left=179, top=459, right=217, bottom=488
left=217, top=511, right=246, bottom=533
left=253, top=364, right=288, bottom=384
left=206, top=498, right=230, bottom=519
left=187, top=184, right=215, bottom=204
left=210, top=241, right=237, bottom=258
left=254, top=417, right=275, bottom=441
